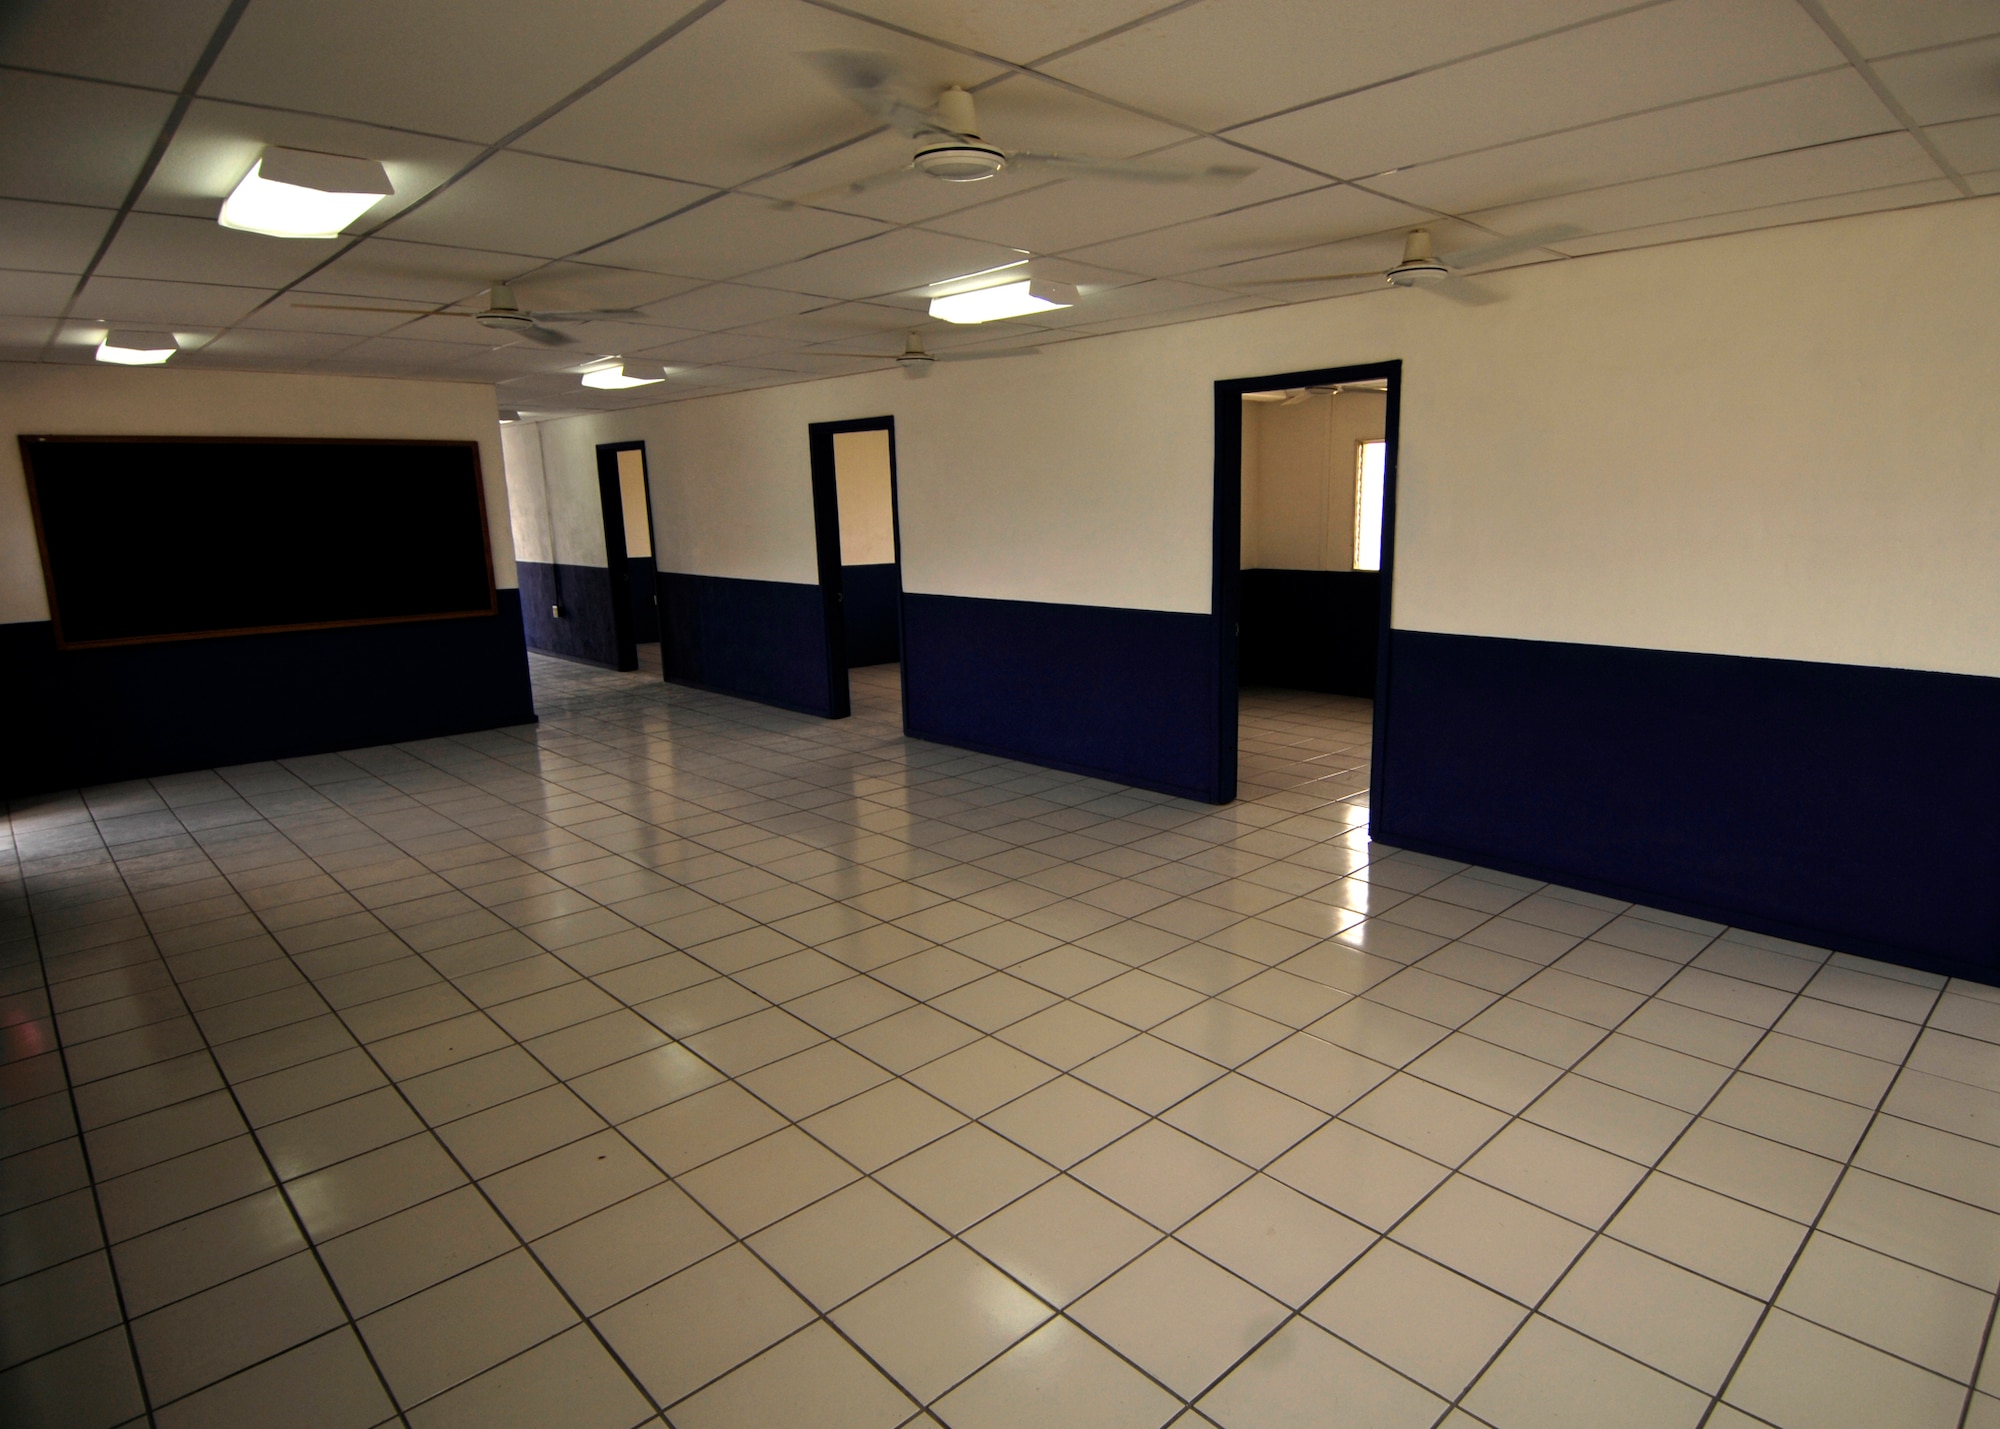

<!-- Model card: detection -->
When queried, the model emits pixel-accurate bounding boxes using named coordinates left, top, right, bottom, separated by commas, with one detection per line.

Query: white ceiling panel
left=1067, top=183, right=1432, bottom=278
left=1066, top=292, right=1274, bottom=336
left=240, top=301, right=437, bottom=338
left=334, top=334, right=507, bottom=370
left=951, top=71, right=1198, bottom=157
left=376, top=153, right=713, bottom=260
left=1477, top=132, right=1941, bottom=240
left=298, top=238, right=552, bottom=305
left=585, top=193, right=890, bottom=281
left=0, top=319, right=58, bottom=355
left=923, top=138, right=1325, bottom=255
left=1372, top=70, right=1896, bottom=217
left=738, top=300, right=933, bottom=342
left=831, top=0, right=1172, bottom=65
left=1182, top=217, right=1501, bottom=288
left=435, top=345, right=602, bottom=379
left=137, top=101, right=481, bottom=230
left=0, top=199, right=113, bottom=273
left=753, top=226, right=1028, bottom=300
left=1039, top=0, right=1638, bottom=133
left=1230, top=0, right=1846, bottom=182
left=1026, top=276, right=1246, bottom=328
left=1930, top=115, right=2000, bottom=172
left=1551, top=177, right=1962, bottom=255
left=0, top=0, right=236, bottom=88
left=517, top=0, right=1004, bottom=189
left=72, top=275, right=271, bottom=327
left=178, top=329, right=361, bottom=364
left=1816, top=0, right=2000, bottom=59
left=0, top=268, right=77, bottom=316
left=1874, top=36, right=2000, bottom=125
left=0, top=71, right=174, bottom=207
left=638, top=282, right=828, bottom=331
left=509, top=264, right=706, bottom=312
left=199, top=0, right=707, bottom=144
left=642, top=332, right=794, bottom=365
left=98, top=212, right=344, bottom=289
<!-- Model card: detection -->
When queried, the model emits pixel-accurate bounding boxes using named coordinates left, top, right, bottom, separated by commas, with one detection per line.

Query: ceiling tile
left=0, top=269, right=76, bottom=316
left=178, top=329, right=362, bottom=365
left=136, top=100, right=482, bottom=230
left=1816, top=0, right=2000, bottom=59
left=97, top=212, right=344, bottom=289
left=831, top=0, right=1170, bottom=64
left=0, top=71, right=174, bottom=206
left=509, top=263, right=706, bottom=312
left=0, top=199, right=114, bottom=273
left=924, top=138, right=1324, bottom=255
left=1181, top=216, right=1501, bottom=289
left=376, top=152, right=712, bottom=259
left=1229, top=0, right=1846, bottom=181
left=1874, top=36, right=2000, bottom=126
left=1473, top=131, right=1942, bottom=239
left=737, top=300, right=929, bottom=342
left=0, top=0, right=236, bottom=88
left=754, top=227, right=1029, bottom=299
left=334, top=333, right=507, bottom=369
left=643, top=332, right=794, bottom=365
left=744, top=130, right=1055, bottom=226
left=1027, top=276, right=1246, bottom=328
left=586, top=193, right=891, bottom=281
left=1371, top=70, right=1897, bottom=216
left=1067, top=183, right=1431, bottom=278
left=298, top=238, right=549, bottom=304
left=1066, top=291, right=1274, bottom=336
left=953, top=70, right=1199, bottom=157
left=71, top=275, right=271, bottom=327
left=516, top=0, right=1004, bottom=188
left=0, top=317, right=58, bottom=354
left=199, top=0, right=708, bottom=144
left=1038, top=0, right=1636, bottom=132
left=1930, top=114, right=2000, bottom=172
left=638, top=282, right=828, bottom=330
left=1551, top=176, right=1960, bottom=255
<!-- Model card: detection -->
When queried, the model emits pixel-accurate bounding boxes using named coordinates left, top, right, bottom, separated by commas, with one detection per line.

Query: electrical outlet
left=551, top=604, right=564, bottom=619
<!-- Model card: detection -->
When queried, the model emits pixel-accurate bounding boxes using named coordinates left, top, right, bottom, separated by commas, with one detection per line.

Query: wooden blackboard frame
left=20, top=434, right=499, bottom=650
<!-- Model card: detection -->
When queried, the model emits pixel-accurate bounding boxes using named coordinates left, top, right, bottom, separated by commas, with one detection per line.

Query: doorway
left=808, top=416, right=903, bottom=723
left=594, top=440, right=657, bottom=673
left=1212, top=361, right=1401, bottom=804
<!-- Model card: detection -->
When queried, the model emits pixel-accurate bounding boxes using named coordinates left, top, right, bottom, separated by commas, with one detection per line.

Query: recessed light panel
left=929, top=279, right=1078, bottom=324
left=218, top=147, right=394, bottom=239
left=580, top=362, right=667, bottom=389
left=95, top=331, right=178, bottom=365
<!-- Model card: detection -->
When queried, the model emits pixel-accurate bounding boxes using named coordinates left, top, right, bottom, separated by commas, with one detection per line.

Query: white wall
left=532, top=195, right=2000, bottom=680
left=834, top=428, right=896, bottom=566
left=0, top=365, right=513, bottom=624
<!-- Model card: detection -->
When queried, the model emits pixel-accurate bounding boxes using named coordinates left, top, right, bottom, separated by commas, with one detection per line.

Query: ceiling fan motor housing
left=915, top=143, right=1007, bottom=181
left=1386, top=259, right=1450, bottom=286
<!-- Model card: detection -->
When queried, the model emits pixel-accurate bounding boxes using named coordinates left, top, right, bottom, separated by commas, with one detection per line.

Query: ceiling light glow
left=96, top=331, right=178, bottom=365
left=929, top=279, right=1078, bottom=324
left=580, top=362, right=667, bottom=390
left=218, top=147, right=394, bottom=239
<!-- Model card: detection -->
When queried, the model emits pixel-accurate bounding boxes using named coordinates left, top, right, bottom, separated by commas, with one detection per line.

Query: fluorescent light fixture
left=580, top=362, right=667, bottom=390
left=96, top=331, right=178, bottom=365
left=929, top=278, right=1077, bottom=324
left=218, top=147, right=394, bottom=238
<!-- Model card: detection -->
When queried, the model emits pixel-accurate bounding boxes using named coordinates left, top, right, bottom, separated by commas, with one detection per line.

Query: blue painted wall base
left=2, top=591, right=537, bottom=798
left=843, top=563, right=900, bottom=667
left=902, top=593, right=1221, bottom=801
left=516, top=560, right=621, bottom=668
left=1374, top=630, right=2000, bottom=983
left=659, top=572, right=837, bottom=716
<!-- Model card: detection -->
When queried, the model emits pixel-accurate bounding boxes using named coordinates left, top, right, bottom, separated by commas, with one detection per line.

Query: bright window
left=1354, top=439, right=1386, bottom=571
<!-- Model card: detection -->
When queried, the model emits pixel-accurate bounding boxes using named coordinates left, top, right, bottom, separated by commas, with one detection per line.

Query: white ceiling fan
left=809, top=329, right=1041, bottom=378
left=1241, top=226, right=1583, bottom=305
left=789, top=50, right=1256, bottom=205
left=1245, top=379, right=1388, bottom=405
left=291, top=282, right=645, bottom=346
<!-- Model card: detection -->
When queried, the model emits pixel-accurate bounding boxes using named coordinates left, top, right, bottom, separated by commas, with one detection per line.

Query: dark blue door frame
left=593, top=439, right=652, bottom=674
left=1211, top=360, right=1404, bottom=806
left=807, top=415, right=904, bottom=725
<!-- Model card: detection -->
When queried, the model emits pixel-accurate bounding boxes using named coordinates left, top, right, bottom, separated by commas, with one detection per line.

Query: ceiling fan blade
left=935, top=347, right=1041, bottom=361
left=529, top=308, right=648, bottom=322
left=517, top=324, right=576, bottom=346
left=1439, top=223, right=1585, bottom=271
left=1008, top=150, right=1255, bottom=185
left=801, top=350, right=900, bottom=360
left=1427, top=277, right=1504, bottom=307
left=777, top=164, right=918, bottom=210
left=1236, top=271, right=1386, bottom=287
left=801, top=50, right=957, bottom=142
left=290, top=301, right=447, bottom=315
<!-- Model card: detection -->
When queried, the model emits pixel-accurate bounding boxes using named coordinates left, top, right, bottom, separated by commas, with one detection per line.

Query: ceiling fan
left=808, top=329, right=1040, bottom=378
left=1241, top=226, right=1583, bottom=304
left=291, top=283, right=645, bottom=345
left=788, top=50, right=1256, bottom=205
left=1245, top=379, right=1388, bottom=405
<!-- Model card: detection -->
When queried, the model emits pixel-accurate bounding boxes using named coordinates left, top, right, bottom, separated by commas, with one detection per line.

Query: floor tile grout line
left=7, top=814, right=160, bottom=1429
left=1960, top=1280, right=2000, bottom=1428
left=40, top=815, right=422, bottom=1429
left=1697, top=975, right=1963, bottom=1427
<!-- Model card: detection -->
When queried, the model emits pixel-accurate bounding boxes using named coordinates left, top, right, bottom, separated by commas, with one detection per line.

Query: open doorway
left=593, top=440, right=656, bottom=673
left=1212, top=361, right=1401, bottom=804
left=808, top=416, right=903, bottom=723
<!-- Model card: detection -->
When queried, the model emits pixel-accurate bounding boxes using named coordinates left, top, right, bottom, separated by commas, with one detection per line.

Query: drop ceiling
left=0, top=0, right=1992, bottom=415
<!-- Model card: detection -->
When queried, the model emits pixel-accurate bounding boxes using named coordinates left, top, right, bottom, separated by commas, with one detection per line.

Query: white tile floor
left=4, top=655, right=1999, bottom=1429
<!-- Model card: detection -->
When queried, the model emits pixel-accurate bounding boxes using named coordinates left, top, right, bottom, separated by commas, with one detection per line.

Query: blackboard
left=21, top=437, right=496, bottom=648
